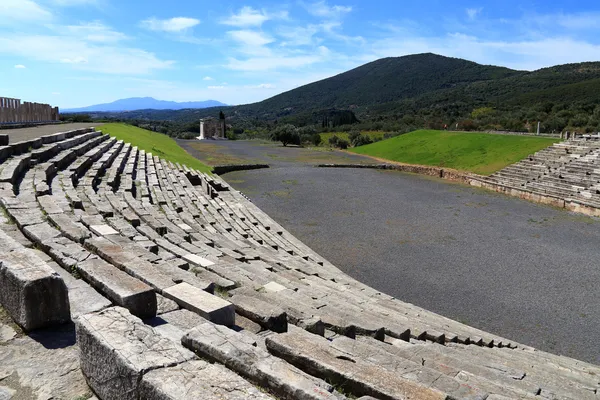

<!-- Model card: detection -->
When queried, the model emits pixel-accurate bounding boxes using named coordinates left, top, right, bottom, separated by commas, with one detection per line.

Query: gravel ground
left=184, top=140, right=600, bottom=365
left=1, top=122, right=102, bottom=143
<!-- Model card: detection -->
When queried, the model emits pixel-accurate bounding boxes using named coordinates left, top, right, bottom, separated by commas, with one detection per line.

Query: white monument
left=197, top=119, right=205, bottom=140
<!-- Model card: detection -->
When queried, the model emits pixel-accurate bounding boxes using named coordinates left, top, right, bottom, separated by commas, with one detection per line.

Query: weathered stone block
left=77, top=257, right=157, bottom=319
left=89, top=224, right=119, bottom=236
left=163, top=282, right=234, bottom=326
left=140, top=360, right=274, bottom=400
left=266, top=331, right=456, bottom=400
left=230, top=294, right=287, bottom=333
left=75, top=307, right=195, bottom=400
left=183, top=253, right=215, bottom=267
left=0, top=252, right=70, bottom=331
left=183, top=322, right=338, bottom=399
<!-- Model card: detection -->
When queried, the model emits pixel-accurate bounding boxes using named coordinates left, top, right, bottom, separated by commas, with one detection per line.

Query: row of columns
left=0, top=97, right=60, bottom=123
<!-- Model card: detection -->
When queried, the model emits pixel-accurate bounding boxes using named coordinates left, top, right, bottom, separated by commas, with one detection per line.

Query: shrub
left=271, top=124, right=300, bottom=146
left=337, top=138, right=350, bottom=149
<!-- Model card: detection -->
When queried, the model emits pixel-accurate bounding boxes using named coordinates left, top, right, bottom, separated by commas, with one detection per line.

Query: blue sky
left=1, top=0, right=600, bottom=108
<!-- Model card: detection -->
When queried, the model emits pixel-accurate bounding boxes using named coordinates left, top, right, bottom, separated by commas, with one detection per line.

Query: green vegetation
left=98, top=123, right=211, bottom=173
left=320, top=131, right=386, bottom=145
left=350, top=130, right=559, bottom=175
left=88, top=54, right=600, bottom=137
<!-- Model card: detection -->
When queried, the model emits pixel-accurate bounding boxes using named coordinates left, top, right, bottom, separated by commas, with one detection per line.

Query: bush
left=271, top=124, right=300, bottom=146
left=337, top=138, right=350, bottom=149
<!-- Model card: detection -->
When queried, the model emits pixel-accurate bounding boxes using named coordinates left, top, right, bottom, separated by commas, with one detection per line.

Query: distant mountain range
left=63, top=97, right=227, bottom=112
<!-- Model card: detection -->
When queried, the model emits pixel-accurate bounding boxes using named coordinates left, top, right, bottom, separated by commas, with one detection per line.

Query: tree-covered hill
left=85, top=53, right=600, bottom=134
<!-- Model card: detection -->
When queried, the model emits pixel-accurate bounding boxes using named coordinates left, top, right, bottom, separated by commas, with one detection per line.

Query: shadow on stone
left=28, top=322, right=76, bottom=350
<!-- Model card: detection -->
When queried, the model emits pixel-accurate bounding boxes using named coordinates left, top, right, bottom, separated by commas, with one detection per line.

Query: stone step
left=182, top=322, right=343, bottom=399
left=0, top=229, right=70, bottom=330
left=265, top=329, right=473, bottom=400
left=76, top=256, right=157, bottom=319
left=163, top=282, right=235, bottom=326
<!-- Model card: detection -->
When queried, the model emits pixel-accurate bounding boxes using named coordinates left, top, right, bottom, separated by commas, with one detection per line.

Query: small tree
left=271, top=124, right=300, bottom=146
left=311, top=133, right=322, bottom=146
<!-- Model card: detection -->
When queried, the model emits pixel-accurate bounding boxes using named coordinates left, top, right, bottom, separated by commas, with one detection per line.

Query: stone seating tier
left=1, top=128, right=600, bottom=399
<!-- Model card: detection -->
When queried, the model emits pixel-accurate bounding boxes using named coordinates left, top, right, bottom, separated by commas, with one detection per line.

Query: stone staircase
left=484, top=140, right=600, bottom=209
left=1, top=128, right=600, bottom=399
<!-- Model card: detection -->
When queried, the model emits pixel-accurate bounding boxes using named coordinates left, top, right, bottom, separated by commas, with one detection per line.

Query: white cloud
left=226, top=54, right=323, bottom=72
left=52, top=92, right=61, bottom=95
left=277, top=24, right=321, bottom=46
left=304, top=1, right=352, bottom=18
left=362, top=30, right=600, bottom=71
left=245, top=83, right=276, bottom=89
left=208, top=85, right=225, bottom=89
left=227, top=30, right=274, bottom=48
left=466, top=8, right=482, bottom=20
left=61, top=22, right=127, bottom=43
left=14, top=65, right=26, bottom=69
left=531, top=11, right=600, bottom=30
left=0, top=34, right=174, bottom=74
left=203, top=76, right=214, bottom=81
left=50, top=0, right=99, bottom=5
left=0, top=0, right=52, bottom=23
left=140, top=17, right=200, bottom=33
left=221, top=6, right=270, bottom=27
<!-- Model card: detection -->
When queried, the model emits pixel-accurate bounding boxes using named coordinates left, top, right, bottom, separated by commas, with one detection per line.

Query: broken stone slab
left=37, top=195, right=63, bottom=215
left=7, top=208, right=45, bottom=228
left=182, top=322, right=341, bottom=400
left=89, top=224, right=119, bottom=236
left=22, top=222, right=62, bottom=246
left=157, top=294, right=179, bottom=315
left=266, top=330, right=474, bottom=400
left=46, top=261, right=112, bottom=319
left=76, top=307, right=196, bottom=400
left=263, top=281, right=287, bottom=293
left=163, top=282, right=235, bottom=326
left=328, top=335, right=492, bottom=399
left=140, top=359, right=274, bottom=399
left=183, top=253, right=215, bottom=268
left=230, top=294, right=287, bottom=333
left=77, top=257, right=157, bottom=319
left=47, top=213, right=91, bottom=244
left=190, top=266, right=236, bottom=290
left=0, top=247, right=70, bottom=331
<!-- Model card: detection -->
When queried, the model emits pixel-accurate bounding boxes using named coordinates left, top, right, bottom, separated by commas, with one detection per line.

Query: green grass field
left=320, top=131, right=386, bottom=145
left=98, top=123, right=211, bottom=173
left=350, top=130, right=560, bottom=175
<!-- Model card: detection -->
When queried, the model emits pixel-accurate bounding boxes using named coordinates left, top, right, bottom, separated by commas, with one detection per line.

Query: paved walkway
left=181, top=139, right=600, bottom=365
left=1, top=123, right=101, bottom=143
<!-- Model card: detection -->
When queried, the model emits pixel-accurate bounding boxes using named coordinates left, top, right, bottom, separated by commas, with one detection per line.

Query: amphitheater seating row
left=1, top=128, right=599, bottom=399
left=486, top=140, right=600, bottom=207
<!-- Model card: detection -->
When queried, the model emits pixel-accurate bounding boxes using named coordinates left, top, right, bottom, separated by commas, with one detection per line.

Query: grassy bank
left=350, top=130, right=559, bottom=175
left=98, top=123, right=212, bottom=173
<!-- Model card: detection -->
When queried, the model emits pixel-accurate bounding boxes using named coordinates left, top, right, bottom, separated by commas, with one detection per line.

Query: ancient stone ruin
left=0, top=97, right=60, bottom=124
left=197, top=116, right=226, bottom=140
left=474, top=138, right=600, bottom=216
left=1, top=127, right=600, bottom=399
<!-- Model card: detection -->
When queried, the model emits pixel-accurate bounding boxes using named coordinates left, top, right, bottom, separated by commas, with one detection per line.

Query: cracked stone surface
left=76, top=306, right=195, bottom=400
left=140, top=360, right=274, bottom=400
left=0, top=308, right=91, bottom=400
